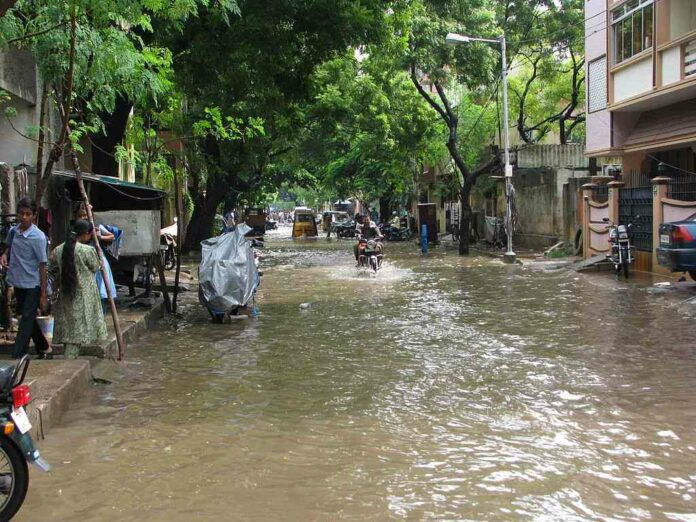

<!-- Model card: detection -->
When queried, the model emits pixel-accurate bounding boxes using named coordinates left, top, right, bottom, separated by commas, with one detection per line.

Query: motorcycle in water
left=0, top=355, right=51, bottom=520
left=603, top=217, right=637, bottom=277
left=356, top=236, right=384, bottom=272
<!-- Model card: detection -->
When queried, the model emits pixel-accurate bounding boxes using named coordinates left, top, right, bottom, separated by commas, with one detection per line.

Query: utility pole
left=445, top=32, right=516, bottom=263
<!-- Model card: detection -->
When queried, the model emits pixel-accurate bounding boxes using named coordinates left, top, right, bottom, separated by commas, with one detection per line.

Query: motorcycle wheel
left=370, top=257, right=377, bottom=272
left=622, top=259, right=630, bottom=278
left=0, top=436, right=29, bottom=521
left=164, top=249, right=176, bottom=271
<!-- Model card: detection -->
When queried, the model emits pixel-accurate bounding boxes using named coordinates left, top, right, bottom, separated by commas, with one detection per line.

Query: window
left=588, top=57, right=608, bottom=112
left=612, top=0, right=654, bottom=64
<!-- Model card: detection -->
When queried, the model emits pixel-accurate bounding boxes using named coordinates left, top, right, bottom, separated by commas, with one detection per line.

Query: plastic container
left=36, top=316, right=54, bottom=346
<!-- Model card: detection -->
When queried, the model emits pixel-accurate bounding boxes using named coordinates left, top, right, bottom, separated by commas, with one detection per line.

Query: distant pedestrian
left=0, top=197, right=50, bottom=359
left=50, top=220, right=108, bottom=359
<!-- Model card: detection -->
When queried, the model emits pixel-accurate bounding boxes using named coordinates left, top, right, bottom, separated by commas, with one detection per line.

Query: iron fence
left=619, top=186, right=653, bottom=252
left=668, top=173, right=696, bottom=202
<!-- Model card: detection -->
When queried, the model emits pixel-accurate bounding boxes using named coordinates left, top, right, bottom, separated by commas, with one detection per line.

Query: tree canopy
left=0, top=0, right=586, bottom=253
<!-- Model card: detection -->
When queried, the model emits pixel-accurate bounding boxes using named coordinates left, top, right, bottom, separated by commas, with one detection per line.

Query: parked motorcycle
left=159, top=233, right=176, bottom=271
left=199, top=224, right=261, bottom=323
left=357, top=236, right=384, bottom=272
left=380, top=224, right=412, bottom=242
left=333, top=219, right=357, bottom=239
left=0, top=355, right=51, bottom=520
left=603, top=217, right=637, bottom=277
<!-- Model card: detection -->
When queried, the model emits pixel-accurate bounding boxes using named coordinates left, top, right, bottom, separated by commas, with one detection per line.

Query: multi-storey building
left=586, top=0, right=696, bottom=176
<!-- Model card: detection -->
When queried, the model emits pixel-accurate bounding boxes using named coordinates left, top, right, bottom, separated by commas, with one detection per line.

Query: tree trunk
left=183, top=177, right=226, bottom=252
left=458, top=183, right=473, bottom=255
left=559, top=117, right=567, bottom=145
left=379, top=197, right=391, bottom=223
left=90, top=95, right=133, bottom=177
left=0, top=1, right=18, bottom=17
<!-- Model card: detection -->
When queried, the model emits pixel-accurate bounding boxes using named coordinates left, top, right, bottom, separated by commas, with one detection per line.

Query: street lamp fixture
left=445, top=32, right=516, bottom=263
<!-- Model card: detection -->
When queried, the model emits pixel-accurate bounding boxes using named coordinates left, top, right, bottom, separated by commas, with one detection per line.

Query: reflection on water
left=18, top=231, right=696, bottom=520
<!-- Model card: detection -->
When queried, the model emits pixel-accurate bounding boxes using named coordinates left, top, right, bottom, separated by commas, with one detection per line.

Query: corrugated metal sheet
left=516, top=144, right=588, bottom=169
left=623, top=99, right=696, bottom=149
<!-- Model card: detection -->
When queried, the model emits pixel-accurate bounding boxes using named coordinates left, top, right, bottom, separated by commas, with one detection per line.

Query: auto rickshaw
left=245, top=207, right=267, bottom=235
left=292, top=207, right=318, bottom=238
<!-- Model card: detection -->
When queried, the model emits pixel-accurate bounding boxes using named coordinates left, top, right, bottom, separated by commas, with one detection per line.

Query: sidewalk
left=1, top=298, right=165, bottom=440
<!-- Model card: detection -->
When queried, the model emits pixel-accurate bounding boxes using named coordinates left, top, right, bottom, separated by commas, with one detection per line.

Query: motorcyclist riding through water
left=354, top=214, right=383, bottom=264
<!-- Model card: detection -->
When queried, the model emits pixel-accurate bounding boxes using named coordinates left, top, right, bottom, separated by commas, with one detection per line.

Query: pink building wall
left=585, top=0, right=613, bottom=154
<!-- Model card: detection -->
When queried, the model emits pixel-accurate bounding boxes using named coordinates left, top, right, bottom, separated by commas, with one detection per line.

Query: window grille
left=588, top=57, right=608, bottom=112
left=612, top=0, right=654, bottom=64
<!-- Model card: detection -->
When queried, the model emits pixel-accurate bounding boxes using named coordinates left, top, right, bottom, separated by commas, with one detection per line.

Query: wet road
left=18, top=229, right=696, bottom=520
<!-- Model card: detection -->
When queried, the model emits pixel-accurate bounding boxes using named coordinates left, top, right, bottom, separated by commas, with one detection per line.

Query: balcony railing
left=685, top=39, right=696, bottom=78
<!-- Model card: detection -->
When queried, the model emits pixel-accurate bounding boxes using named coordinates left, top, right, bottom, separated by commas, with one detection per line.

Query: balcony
left=609, top=33, right=696, bottom=113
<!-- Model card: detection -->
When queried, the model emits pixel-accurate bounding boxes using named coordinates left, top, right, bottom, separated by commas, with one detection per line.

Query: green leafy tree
left=0, top=0, right=238, bottom=206
left=387, top=0, right=584, bottom=254
left=170, top=0, right=391, bottom=250
left=293, top=50, right=447, bottom=216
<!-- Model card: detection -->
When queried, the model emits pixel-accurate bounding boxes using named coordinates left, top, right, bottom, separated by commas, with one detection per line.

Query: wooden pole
left=33, top=81, right=49, bottom=217
left=69, top=151, right=125, bottom=360
left=155, top=253, right=172, bottom=313
left=172, top=170, right=183, bottom=314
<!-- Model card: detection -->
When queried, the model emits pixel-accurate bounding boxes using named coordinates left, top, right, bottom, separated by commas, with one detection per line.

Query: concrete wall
left=0, top=49, right=62, bottom=172
left=613, top=56, right=653, bottom=103
left=516, top=169, right=587, bottom=249
left=514, top=145, right=589, bottom=249
left=515, top=168, right=557, bottom=246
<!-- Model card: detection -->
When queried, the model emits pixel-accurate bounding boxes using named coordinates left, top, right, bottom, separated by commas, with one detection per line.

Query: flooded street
left=18, top=230, right=696, bottom=520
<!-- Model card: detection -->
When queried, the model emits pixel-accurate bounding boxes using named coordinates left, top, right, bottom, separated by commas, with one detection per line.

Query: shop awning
left=51, top=170, right=167, bottom=211
left=52, top=170, right=167, bottom=196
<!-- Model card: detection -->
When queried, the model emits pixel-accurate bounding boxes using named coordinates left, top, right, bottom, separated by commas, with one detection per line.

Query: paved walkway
left=0, top=299, right=164, bottom=439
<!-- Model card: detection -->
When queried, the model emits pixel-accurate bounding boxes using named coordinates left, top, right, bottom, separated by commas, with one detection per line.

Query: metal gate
left=619, top=186, right=653, bottom=251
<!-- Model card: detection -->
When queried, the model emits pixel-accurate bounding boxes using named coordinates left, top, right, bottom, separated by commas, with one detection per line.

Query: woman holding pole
left=50, top=220, right=108, bottom=358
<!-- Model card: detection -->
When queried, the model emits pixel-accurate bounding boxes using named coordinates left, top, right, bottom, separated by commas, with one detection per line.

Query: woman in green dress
left=51, top=220, right=108, bottom=358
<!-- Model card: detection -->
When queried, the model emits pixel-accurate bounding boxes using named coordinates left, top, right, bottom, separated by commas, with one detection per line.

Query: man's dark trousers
left=12, top=287, right=47, bottom=358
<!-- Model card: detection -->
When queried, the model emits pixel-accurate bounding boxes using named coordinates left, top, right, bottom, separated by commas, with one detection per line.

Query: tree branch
left=7, top=18, right=74, bottom=44
left=409, top=64, right=449, bottom=125
left=517, top=53, right=542, bottom=144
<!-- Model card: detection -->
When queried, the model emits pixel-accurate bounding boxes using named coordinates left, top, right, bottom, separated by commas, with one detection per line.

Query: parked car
left=657, top=212, right=696, bottom=280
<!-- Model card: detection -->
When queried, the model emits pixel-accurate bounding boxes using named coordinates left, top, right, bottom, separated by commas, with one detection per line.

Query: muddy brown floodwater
left=17, top=229, right=696, bottom=520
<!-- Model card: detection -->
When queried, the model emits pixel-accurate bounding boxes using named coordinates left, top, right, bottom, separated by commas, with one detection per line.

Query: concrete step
left=25, top=359, right=92, bottom=440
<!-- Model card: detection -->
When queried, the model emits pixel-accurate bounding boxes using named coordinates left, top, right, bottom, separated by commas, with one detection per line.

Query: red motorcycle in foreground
left=0, top=355, right=51, bottom=520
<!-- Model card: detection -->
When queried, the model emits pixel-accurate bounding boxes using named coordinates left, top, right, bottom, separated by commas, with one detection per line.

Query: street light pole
left=499, top=35, right=516, bottom=263
left=445, top=32, right=516, bottom=263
